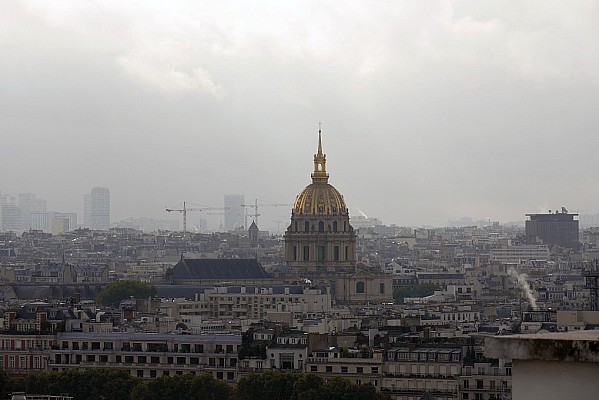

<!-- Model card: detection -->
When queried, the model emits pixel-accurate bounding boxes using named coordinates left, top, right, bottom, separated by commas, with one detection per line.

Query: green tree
left=22, top=369, right=139, bottom=400
left=292, top=373, right=324, bottom=400
left=131, top=373, right=232, bottom=400
left=0, top=369, right=13, bottom=400
left=97, top=280, right=157, bottom=307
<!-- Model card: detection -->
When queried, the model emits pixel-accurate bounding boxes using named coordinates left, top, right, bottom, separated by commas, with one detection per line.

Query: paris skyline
left=2, top=1, right=598, bottom=227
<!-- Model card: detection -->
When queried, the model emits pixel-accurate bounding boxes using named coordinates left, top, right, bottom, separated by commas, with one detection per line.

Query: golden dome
left=293, top=181, right=347, bottom=215
left=292, top=129, right=348, bottom=216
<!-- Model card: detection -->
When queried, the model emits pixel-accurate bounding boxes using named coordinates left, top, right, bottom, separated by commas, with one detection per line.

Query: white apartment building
left=489, top=245, right=549, bottom=264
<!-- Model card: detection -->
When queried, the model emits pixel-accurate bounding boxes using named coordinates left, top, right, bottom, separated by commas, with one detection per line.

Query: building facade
left=284, top=131, right=356, bottom=271
left=282, top=130, right=392, bottom=305
left=224, top=194, right=245, bottom=231
left=84, top=187, right=110, bottom=230
left=525, top=211, right=579, bottom=249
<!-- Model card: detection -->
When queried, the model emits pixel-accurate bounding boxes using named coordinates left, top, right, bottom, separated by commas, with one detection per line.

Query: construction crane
left=241, top=199, right=292, bottom=229
left=165, top=202, right=226, bottom=232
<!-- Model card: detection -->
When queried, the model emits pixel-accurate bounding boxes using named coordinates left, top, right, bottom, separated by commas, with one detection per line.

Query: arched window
left=305, top=221, right=310, bottom=232
left=318, top=221, right=325, bottom=232
left=333, top=221, right=338, bottom=232
left=356, top=281, right=365, bottom=294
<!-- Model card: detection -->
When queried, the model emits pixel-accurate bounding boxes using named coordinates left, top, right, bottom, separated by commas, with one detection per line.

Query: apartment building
left=458, top=360, right=512, bottom=400
left=0, top=334, right=56, bottom=374
left=162, top=285, right=331, bottom=323
left=382, top=346, right=463, bottom=400
left=306, top=347, right=384, bottom=388
left=489, top=245, right=549, bottom=264
left=47, top=332, right=241, bottom=381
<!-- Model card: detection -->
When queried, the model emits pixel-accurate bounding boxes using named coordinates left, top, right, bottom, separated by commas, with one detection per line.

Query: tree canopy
left=236, top=372, right=386, bottom=400
left=96, top=280, right=157, bottom=307
left=2, top=369, right=387, bottom=400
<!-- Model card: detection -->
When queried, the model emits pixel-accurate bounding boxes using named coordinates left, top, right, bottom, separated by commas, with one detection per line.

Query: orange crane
left=166, top=202, right=226, bottom=232
left=241, top=198, right=292, bottom=229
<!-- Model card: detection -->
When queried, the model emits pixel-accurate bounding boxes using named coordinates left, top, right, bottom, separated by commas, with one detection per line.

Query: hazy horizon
left=2, top=1, right=599, bottom=230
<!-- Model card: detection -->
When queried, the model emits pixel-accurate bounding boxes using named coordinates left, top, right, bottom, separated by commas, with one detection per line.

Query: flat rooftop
left=485, top=331, right=599, bottom=363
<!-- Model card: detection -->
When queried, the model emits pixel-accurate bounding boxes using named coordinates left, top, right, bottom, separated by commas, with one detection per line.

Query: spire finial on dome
left=317, top=122, right=323, bottom=155
left=312, top=125, right=328, bottom=183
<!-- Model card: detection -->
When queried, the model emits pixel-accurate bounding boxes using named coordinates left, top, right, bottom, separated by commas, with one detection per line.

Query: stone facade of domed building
left=284, top=130, right=392, bottom=304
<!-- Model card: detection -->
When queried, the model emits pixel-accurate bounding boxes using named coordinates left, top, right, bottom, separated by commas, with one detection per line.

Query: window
left=356, top=282, right=365, bottom=294
left=319, top=221, right=325, bottom=232
left=463, top=380, right=469, bottom=389
left=311, top=366, right=318, bottom=372
left=150, top=370, right=157, bottom=378
left=326, top=366, right=333, bottom=373
left=333, top=221, right=337, bottom=232
left=137, top=370, right=144, bottom=378
left=303, top=246, right=310, bottom=261
left=476, top=380, right=483, bottom=389
left=341, top=366, right=348, bottom=373
left=356, top=367, right=363, bottom=374
left=334, top=246, right=339, bottom=261
left=371, top=367, right=379, bottom=374
left=305, top=221, right=310, bottom=232
left=293, top=246, right=297, bottom=261
left=379, top=283, right=385, bottom=294
left=317, top=246, right=325, bottom=261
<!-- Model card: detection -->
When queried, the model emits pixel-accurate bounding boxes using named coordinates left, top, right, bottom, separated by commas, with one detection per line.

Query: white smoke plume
left=508, top=268, right=538, bottom=310
left=356, top=207, right=368, bottom=218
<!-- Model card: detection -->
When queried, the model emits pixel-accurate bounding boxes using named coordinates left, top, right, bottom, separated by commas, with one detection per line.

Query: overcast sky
left=1, top=1, right=599, bottom=230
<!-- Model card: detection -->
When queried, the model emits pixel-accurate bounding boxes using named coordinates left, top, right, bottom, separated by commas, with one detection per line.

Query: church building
left=284, top=130, right=392, bottom=304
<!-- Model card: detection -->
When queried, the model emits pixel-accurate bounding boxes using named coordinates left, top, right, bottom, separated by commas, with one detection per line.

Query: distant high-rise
left=1, top=193, right=20, bottom=231
left=18, top=193, right=47, bottom=230
left=224, top=194, right=244, bottom=231
left=525, top=209, right=579, bottom=249
left=84, top=187, right=110, bottom=230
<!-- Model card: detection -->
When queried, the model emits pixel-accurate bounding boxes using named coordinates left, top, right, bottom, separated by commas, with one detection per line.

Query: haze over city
left=2, top=1, right=599, bottom=229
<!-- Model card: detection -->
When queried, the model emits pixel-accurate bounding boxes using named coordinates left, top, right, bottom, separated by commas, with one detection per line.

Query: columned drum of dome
left=284, top=130, right=356, bottom=271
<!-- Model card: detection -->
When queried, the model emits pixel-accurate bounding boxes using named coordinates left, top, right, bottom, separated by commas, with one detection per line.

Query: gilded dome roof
left=292, top=129, right=348, bottom=216
left=293, top=181, right=347, bottom=215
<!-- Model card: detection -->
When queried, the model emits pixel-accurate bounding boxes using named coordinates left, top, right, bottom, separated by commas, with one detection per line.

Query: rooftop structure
left=525, top=209, right=579, bottom=249
left=485, top=331, right=599, bottom=400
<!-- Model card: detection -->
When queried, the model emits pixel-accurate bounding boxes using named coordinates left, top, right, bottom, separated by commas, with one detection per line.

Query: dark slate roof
left=168, top=258, right=271, bottom=281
